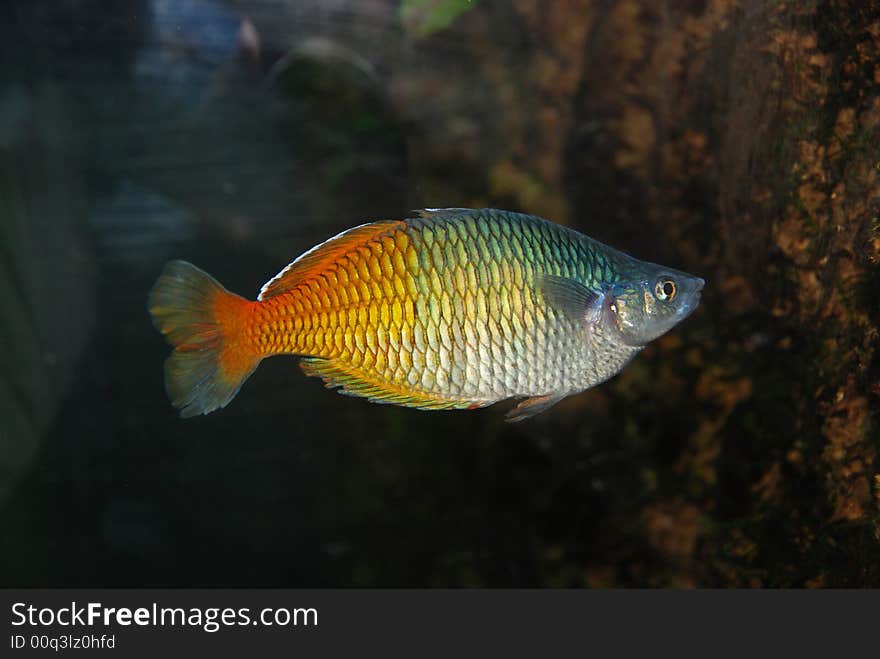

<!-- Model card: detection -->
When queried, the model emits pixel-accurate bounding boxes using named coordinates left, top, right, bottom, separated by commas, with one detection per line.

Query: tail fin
left=148, top=260, right=260, bottom=417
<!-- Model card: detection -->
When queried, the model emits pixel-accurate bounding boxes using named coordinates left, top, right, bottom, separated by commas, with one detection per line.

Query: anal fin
left=505, top=391, right=568, bottom=423
left=300, top=357, right=479, bottom=411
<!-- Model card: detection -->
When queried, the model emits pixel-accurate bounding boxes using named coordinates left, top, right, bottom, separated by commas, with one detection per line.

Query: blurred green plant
left=399, top=0, right=479, bottom=38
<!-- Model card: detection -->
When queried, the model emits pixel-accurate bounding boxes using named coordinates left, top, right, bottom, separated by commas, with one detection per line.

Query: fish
left=148, top=208, right=704, bottom=421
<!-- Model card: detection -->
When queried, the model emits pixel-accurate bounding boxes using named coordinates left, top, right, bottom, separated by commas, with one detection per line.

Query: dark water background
left=1, top=0, right=878, bottom=587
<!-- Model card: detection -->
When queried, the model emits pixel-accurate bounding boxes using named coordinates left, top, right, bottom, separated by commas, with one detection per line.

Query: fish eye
left=654, top=278, right=676, bottom=301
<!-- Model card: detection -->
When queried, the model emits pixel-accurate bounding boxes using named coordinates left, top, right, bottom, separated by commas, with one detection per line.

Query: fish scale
left=265, top=211, right=586, bottom=401
left=149, top=208, right=704, bottom=419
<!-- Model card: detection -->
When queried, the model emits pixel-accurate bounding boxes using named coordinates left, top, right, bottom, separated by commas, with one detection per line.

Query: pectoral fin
left=537, top=274, right=603, bottom=323
left=505, top=391, right=569, bottom=423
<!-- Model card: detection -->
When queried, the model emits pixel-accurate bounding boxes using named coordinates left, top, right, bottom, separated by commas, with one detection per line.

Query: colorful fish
left=148, top=208, right=704, bottom=421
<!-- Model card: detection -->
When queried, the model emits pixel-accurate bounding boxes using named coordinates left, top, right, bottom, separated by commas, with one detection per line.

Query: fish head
left=605, top=264, right=704, bottom=347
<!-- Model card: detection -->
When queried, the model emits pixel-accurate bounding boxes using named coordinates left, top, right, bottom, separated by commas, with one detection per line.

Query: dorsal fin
left=415, top=207, right=472, bottom=219
left=257, top=220, right=405, bottom=300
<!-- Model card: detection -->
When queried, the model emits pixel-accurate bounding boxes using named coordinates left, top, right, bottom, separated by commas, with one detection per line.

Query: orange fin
left=505, top=391, right=568, bottom=423
left=148, top=260, right=260, bottom=417
left=257, top=220, right=405, bottom=300
left=300, top=357, right=480, bottom=411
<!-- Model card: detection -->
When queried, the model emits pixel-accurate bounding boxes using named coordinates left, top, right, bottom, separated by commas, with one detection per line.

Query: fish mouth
left=693, top=278, right=705, bottom=306
left=676, top=278, right=705, bottom=320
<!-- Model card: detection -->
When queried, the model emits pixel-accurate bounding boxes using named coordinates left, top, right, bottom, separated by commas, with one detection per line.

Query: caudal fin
left=148, top=260, right=260, bottom=417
